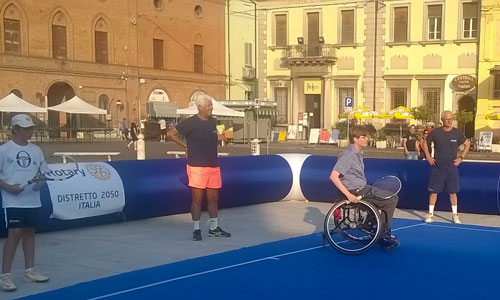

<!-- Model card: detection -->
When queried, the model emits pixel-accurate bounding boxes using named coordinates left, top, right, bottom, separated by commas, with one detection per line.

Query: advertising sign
left=48, top=162, right=126, bottom=220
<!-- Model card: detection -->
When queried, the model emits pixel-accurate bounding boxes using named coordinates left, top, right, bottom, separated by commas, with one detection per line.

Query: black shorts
left=428, top=166, right=460, bottom=194
left=4, top=208, right=40, bottom=229
left=160, top=129, right=167, bottom=135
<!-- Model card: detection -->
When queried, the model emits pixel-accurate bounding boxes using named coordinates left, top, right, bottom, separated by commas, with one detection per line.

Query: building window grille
left=391, top=88, right=407, bottom=124
left=338, top=88, right=354, bottom=116
left=424, top=88, right=441, bottom=123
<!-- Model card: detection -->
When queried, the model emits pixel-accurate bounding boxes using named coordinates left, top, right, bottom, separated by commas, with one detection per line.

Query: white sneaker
left=24, top=268, right=49, bottom=283
left=452, top=214, right=462, bottom=224
left=424, top=214, right=434, bottom=223
left=0, top=274, right=17, bottom=292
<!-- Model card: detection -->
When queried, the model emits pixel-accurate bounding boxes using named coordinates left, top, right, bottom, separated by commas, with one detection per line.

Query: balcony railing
left=242, top=66, right=256, bottom=79
left=281, top=44, right=337, bottom=66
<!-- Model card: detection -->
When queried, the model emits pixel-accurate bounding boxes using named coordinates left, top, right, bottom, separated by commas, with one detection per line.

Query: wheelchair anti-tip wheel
left=323, top=200, right=382, bottom=255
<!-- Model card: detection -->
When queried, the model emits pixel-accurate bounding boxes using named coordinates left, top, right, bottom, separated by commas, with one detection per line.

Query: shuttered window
left=495, top=75, right=500, bottom=90
left=275, top=14, right=287, bottom=46
left=275, top=88, right=288, bottom=124
left=52, top=25, right=67, bottom=59
left=427, top=5, right=442, bottom=40
left=4, top=18, right=20, bottom=55
left=244, top=42, right=252, bottom=66
left=153, top=39, right=164, bottom=69
left=341, top=10, right=354, bottom=44
left=95, top=31, right=108, bottom=64
left=462, top=2, right=478, bottom=38
left=307, top=12, right=320, bottom=56
left=393, top=7, right=408, bottom=42
left=194, top=44, right=203, bottom=73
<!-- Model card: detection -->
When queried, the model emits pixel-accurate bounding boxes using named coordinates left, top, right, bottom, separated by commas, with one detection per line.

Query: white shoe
left=0, top=274, right=16, bottom=291
left=424, top=214, right=434, bottom=223
left=452, top=214, right=462, bottom=224
left=24, top=268, right=49, bottom=283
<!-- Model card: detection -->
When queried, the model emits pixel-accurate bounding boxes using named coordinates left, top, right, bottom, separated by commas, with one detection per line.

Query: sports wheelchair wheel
left=323, top=200, right=382, bottom=255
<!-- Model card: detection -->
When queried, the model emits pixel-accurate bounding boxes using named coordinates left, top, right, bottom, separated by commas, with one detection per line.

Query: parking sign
left=344, top=97, right=353, bottom=112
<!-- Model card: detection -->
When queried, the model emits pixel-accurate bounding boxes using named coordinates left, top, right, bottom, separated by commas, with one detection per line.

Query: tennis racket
left=357, top=175, right=401, bottom=200
left=20, top=154, right=79, bottom=189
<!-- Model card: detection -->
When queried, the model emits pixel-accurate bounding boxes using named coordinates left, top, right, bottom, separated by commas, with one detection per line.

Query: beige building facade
left=0, top=0, right=226, bottom=129
left=257, top=0, right=479, bottom=137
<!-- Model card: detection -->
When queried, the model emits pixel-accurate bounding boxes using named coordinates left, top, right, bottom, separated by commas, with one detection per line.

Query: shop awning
left=146, top=101, right=178, bottom=118
left=490, top=65, right=500, bottom=75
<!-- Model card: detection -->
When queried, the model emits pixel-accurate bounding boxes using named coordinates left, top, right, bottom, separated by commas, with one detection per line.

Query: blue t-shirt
left=176, top=115, right=218, bottom=167
left=427, top=127, right=466, bottom=168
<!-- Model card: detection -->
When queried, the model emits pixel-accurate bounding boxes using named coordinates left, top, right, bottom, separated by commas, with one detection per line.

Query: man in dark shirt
left=330, top=125, right=399, bottom=248
left=422, top=111, right=470, bottom=224
left=167, top=93, right=231, bottom=241
left=402, top=125, right=419, bottom=160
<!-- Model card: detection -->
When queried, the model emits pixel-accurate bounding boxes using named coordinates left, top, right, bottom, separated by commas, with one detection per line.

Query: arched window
left=52, top=11, right=67, bottom=59
left=98, top=94, right=109, bottom=123
left=193, top=34, right=204, bottom=74
left=3, top=4, right=21, bottom=55
left=95, top=18, right=109, bottom=64
left=9, top=89, right=22, bottom=98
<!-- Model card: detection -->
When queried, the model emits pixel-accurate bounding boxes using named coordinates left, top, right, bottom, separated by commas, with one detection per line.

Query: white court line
left=84, top=222, right=454, bottom=300
left=425, top=223, right=500, bottom=234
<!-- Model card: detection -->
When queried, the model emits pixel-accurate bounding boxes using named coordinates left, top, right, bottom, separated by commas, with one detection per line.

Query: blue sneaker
left=192, top=229, right=202, bottom=241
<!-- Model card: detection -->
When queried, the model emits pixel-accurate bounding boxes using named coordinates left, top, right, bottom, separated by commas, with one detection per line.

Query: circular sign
left=451, top=75, right=476, bottom=91
left=116, top=99, right=122, bottom=106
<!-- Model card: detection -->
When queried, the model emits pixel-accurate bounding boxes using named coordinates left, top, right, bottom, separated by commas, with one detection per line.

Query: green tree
left=411, top=105, right=434, bottom=124
left=454, top=110, right=474, bottom=133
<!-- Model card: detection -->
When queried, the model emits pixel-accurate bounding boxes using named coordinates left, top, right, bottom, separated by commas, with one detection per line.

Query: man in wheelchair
left=329, top=125, right=400, bottom=249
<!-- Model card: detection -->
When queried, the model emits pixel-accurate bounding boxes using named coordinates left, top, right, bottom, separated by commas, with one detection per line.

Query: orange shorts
left=186, top=165, right=222, bottom=189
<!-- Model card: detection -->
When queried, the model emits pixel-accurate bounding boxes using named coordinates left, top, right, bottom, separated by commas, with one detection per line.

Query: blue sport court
left=16, top=218, right=500, bottom=300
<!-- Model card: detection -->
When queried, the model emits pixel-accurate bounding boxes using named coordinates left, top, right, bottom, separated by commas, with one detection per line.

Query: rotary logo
left=85, top=164, right=111, bottom=181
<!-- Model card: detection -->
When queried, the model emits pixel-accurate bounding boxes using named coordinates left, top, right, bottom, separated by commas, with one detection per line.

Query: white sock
left=452, top=205, right=458, bottom=215
left=429, top=205, right=435, bottom=215
left=209, top=218, right=218, bottom=230
left=193, top=220, right=200, bottom=230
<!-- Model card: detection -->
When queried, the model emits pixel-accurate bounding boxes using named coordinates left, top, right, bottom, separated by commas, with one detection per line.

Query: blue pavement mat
left=17, top=218, right=500, bottom=300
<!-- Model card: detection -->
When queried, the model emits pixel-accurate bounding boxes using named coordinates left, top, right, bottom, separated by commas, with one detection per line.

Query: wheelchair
left=323, top=199, right=389, bottom=255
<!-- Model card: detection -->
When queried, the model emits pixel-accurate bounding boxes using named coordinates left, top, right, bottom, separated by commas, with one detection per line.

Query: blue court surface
left=17, top=218, right=500, bottom=300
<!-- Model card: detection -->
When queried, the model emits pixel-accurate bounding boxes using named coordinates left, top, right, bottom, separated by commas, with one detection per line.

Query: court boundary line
left=86, top=223, right=424, bottom=300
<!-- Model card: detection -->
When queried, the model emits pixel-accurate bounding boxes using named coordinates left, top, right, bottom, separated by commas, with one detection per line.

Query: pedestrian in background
left=422, top=111, right=470, bottom=224
left=167, top=92, right=231, bottom=241
left=127, top=119, right=138, bottom=150
left=159, top=118, right=167, bottom=142
left=402, top=125, right=419, bottom=160
left=119, top=118, right=128, bottom=141
left=0, top=114, right=49, bottom=292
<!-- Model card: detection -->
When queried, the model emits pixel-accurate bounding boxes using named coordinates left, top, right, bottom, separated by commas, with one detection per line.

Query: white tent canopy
left=0, top=93, right=47, bottom=113
left=48, top=96, right=107, bottom=114
left=177, top=99, right=244, bottom=117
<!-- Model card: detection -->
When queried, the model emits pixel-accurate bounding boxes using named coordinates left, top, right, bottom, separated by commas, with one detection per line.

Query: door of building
left=306, top=94, right=321, bottom=128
